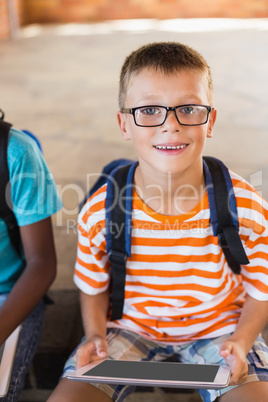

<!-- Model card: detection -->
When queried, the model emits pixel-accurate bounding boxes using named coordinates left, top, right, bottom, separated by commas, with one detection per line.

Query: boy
left=49, top=42, right=268, bottom=402
left=0, top=124, right=62, bottom=400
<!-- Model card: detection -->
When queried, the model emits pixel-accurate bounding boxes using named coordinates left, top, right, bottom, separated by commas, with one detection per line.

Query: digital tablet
left=67, top=359, right=231, bottom=389
left=0, top=326, right=21, bottom=397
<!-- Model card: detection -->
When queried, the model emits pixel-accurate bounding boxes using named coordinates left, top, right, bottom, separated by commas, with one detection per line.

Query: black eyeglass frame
left=121, top=104, right=212, bottom=127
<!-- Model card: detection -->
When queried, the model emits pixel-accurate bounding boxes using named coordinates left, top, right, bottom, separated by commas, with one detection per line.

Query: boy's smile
left=153, top=142, right=188, bottom=154
left=117, top=68, right=217, bottom=191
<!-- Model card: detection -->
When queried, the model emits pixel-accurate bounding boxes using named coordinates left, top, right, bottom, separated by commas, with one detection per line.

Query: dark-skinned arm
left=0, top=217, right=56, bottom=345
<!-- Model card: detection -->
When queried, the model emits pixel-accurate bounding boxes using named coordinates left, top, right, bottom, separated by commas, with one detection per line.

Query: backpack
left=82, top=157, right=250, bottom=321
left=0, top=109, right=42, bottom=259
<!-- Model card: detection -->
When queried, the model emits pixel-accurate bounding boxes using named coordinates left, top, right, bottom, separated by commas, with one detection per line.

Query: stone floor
left=0, top=18, right=268, bottom=401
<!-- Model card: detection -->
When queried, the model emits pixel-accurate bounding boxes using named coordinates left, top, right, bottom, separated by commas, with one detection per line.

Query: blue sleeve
left=7, top=128, right=62, bottom=226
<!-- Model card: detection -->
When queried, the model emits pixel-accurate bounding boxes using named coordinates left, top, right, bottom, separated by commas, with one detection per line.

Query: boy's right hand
left=74, top=336, right=108, bottom=369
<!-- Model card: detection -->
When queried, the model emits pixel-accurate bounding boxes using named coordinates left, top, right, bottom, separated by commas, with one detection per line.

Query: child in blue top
left=0, top=126, right=62, bottom=401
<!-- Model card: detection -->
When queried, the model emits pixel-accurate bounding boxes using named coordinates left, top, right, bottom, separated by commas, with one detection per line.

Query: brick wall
left=0, top=0, right=9, bottom=40
left=22, top=0, right=268, bottom=24
left=1, top=0, right=268, bottom=40
left=0, top=0, right=22, bottom=40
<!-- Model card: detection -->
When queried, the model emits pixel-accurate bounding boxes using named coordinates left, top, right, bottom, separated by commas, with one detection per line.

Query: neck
left=134, top=162, right=206, bottom=216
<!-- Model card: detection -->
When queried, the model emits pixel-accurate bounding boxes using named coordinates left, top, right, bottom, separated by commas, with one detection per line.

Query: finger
left=76, top=351, right=91, bottom=369
left=224, top=353, right=236, bottom=369
left=227, top=356, right=247, bottom=385
left=229, top=371, right=248, bottom=386
left=234, top=364, right=248, bottom=385
left=75, top=343, right=96, bottom=369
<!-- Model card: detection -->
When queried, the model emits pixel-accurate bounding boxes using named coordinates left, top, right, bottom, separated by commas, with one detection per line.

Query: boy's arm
left=0, top=217, right=56, bottom=345
left=74, top=289, right=110, bottom=368
left=220, top=294, right=268, bottom=384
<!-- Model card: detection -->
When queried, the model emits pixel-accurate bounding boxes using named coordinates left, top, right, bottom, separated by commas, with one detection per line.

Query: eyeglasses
left=121, top=104, right=212, bottom=127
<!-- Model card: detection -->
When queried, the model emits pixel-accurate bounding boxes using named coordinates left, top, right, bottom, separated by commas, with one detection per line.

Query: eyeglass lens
left=135, top=105, right=209, bottom=126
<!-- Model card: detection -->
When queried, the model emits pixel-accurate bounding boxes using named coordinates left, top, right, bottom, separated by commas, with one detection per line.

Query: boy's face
left=117, top=68, right=217, bottom=180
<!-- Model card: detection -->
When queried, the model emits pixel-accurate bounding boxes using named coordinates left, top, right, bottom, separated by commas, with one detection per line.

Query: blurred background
left=0, top=1, right=268, bottom=401
left=1, top=0, right=267, bottom=286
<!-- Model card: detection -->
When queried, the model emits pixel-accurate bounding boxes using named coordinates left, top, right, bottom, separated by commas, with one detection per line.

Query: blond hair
left=119, top=42, right=214, bottom=109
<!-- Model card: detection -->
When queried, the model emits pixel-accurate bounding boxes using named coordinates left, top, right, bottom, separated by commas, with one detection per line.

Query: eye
left=179, top=106, right=197, bottom=114
left=138, top=107, right=161, bottom=116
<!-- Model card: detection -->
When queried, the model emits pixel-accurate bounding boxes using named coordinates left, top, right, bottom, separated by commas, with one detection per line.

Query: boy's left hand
left=219, top=340, right=248, bottom=385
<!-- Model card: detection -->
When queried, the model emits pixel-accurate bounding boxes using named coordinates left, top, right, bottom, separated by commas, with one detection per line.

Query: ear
left=117, top=111, right=132, bottom=141
left=207, top=108, right=217, bottom=138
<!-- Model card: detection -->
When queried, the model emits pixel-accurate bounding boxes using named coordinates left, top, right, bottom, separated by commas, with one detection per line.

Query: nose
left=162, top=109, right=182, bottom=132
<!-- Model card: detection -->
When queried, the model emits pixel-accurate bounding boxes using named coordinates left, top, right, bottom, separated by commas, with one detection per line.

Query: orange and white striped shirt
left=74, top=170, right=268, bottom=343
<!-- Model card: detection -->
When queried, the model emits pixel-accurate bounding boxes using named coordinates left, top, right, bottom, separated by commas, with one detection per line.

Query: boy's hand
left=219, top=340, right=248, bottom=385
left=74, top=336, right=108, bottom=369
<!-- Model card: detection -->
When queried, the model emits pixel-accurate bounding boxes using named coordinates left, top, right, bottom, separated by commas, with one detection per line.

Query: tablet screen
left=83, top=360, right=219, bottom=383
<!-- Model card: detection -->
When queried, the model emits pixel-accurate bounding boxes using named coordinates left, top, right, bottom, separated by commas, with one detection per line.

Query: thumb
left=95, top=338, right=108, bottom=358
left=219, top=342, right=233, bottom=358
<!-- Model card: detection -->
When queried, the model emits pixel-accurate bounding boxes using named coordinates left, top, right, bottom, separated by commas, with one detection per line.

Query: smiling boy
left=49, top=42, right=268, bottom=402
left=118, top=64, right=215, bottom=216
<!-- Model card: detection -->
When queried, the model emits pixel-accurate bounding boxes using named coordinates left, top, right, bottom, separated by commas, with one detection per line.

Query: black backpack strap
left=80, top=158, right=134, bottom=209
left=0, top=115, right=22, bottom=258
left=106, top=162, right=138, bottom=320
left=203, top=156, right=249, bottom=274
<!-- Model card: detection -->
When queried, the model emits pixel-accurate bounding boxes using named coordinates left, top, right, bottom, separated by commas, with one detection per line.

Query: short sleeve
left=73, top=187, right=110, bottom=294
left=7, top=128, right=62, bottom=226
left=235, top=177, right=268, bottom=301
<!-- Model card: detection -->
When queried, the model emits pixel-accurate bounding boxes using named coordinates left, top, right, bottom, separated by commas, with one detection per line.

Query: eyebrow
left=136, top=95, right=204, bottom=104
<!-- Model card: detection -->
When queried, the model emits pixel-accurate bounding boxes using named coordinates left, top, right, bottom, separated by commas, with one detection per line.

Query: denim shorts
left=62, top=327, right=268, bottom=402
left=0, top=293, right=45, bottom=402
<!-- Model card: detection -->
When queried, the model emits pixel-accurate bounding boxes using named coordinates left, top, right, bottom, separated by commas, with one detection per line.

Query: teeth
left=155, top=145, right=186, bottom=150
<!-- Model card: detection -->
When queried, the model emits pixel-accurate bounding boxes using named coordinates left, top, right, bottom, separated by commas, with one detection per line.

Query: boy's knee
left=218, top=381, right=268, bottom=402
left=48, top=378, right=113, bottom=402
